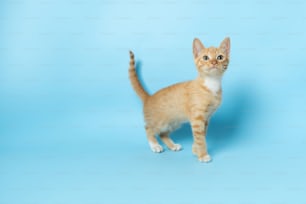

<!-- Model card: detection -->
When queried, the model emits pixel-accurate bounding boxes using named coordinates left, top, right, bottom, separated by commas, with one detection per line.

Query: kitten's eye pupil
left=203, top=56, right=209, bottom=61
left=217, top=55, right=224, bottom=60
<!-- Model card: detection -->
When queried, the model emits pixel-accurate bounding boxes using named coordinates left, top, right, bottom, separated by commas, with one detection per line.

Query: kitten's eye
left=203, top=55, right=209, bottom=61
left=217, top=55, right=224, bottom=61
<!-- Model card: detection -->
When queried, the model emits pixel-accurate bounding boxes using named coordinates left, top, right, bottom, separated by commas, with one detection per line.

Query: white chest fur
left=203, top=76, right=222, bottom=95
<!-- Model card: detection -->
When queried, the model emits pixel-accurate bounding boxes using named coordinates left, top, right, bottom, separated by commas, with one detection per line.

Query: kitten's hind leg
left=145, top=127, right=163, bottom=153
left=160, top=132, right=182, bottom=151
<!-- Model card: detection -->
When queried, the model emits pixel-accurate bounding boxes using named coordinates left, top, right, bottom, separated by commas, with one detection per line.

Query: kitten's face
left=193, top=38, right=230, bottom=77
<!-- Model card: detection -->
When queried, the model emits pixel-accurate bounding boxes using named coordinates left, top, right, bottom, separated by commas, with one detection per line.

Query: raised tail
left=128, top=51, right=149, bottom=102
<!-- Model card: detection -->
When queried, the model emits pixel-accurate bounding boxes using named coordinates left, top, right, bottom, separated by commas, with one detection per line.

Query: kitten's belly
left=159, top=117, right=188, bottom=133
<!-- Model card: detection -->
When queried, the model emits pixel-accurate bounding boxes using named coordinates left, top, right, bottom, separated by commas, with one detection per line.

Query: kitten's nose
left=211, top=60, right=217, bottom=65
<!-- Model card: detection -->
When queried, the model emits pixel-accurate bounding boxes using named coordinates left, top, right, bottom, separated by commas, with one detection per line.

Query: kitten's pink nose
left=211, top=60, right=217, bottom=65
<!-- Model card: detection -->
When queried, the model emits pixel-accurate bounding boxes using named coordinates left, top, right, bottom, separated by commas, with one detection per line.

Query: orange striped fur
left=129, top=37, right=230, bottom=162
left=129, top=51, right=149, bottom=101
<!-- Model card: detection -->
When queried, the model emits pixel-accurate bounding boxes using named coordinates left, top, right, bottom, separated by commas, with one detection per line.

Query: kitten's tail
left=128, top=51, right=150, bottom=102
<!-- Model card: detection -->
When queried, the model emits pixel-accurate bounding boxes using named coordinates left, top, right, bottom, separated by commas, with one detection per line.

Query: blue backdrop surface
left=0, top=0, right=306, bottom=203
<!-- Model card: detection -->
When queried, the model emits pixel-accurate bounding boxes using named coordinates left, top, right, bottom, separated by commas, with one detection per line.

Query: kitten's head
left=193, top=37, right=230, bottom=77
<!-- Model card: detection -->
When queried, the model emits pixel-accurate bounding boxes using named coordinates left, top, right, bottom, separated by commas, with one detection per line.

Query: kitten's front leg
left=190, top=118, right=211, bottom=163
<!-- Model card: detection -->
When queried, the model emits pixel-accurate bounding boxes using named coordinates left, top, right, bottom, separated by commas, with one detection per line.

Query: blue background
left=1, top=0, right=306, bottom=203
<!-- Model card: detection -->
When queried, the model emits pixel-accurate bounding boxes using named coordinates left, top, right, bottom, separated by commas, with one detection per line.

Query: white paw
left=199, top=154, right=212, bottom=163
left=170, top=144, right=182, bottom=151
left=149, top=143, right=163, bottom=153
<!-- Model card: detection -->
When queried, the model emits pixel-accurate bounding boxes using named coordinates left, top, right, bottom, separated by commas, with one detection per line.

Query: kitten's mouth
left=208, top=67, right=222, bottom=75
left=202, top=66, right=219, bottom=73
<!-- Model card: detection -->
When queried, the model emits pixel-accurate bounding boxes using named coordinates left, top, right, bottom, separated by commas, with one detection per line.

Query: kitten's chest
left=206, top=94, right=222, bottom=118
left=207, top=100, right=221, bottom=117
left=203, top=76, right=221, bottom=95
left=200, top=77, right=222, bottom=117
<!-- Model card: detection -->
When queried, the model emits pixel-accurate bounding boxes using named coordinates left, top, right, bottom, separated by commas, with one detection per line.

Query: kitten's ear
left=193, top=38, right=205, bottom=58
left=219, top=37, right=230, bottom=56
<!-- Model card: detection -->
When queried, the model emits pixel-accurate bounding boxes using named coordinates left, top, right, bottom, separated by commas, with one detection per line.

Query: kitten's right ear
left=219, top=37, right=230, bottom=57
left=193, top=38, right=205, bottom=58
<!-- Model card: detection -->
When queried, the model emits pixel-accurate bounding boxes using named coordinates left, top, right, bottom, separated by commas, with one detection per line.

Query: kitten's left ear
left=220, top=37, right=230, bottom=56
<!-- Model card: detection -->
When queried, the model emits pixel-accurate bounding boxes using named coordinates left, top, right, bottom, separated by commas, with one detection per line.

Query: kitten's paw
left=198, top=154, right=212, bottom=163
left=170, top=144, right=182, bottom=151
left=149, top=143, right=164, bottom=153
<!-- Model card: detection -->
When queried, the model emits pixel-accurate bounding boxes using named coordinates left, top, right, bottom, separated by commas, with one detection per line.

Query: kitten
left=129, top=37, right=230, bottom=162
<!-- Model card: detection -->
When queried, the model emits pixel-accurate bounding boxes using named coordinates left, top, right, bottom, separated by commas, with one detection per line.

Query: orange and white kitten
left=129, top=37, right=230, bottom=162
